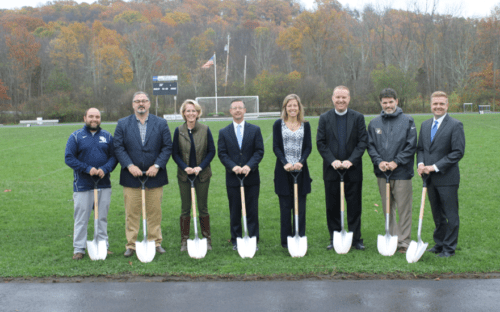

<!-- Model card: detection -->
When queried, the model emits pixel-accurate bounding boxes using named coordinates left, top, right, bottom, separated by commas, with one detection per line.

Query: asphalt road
left=1, top=279, right=499, bottom=312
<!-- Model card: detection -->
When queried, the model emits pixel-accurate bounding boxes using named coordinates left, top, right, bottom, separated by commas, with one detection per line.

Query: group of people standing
left=65, top=86, right=465, bottom=261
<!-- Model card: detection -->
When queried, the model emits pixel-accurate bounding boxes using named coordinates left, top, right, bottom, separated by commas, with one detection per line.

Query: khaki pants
left=123, top=186, right=163, bottom=249
left=377, top=178, right=412, bottom=248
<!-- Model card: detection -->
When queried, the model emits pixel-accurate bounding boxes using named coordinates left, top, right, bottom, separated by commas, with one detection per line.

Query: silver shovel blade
left=237, top=236, right=257, bottom=258
left=406, top=239, right=428, bottom=263
left=135, top=239, right=156, bottom=263
left=287, top=234, right=308, bottom=258
left=377, top=234, right=398, bottom=256
left=86, top=239, right=107, bottom=261
left=187, top=236, right=207, bottom=259
left=333, top=230, right=353, bottom=254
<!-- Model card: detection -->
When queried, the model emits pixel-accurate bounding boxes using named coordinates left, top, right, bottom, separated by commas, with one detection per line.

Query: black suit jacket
left=417, top=114, right=465, bottom=186
left=218, top=121, right=264, bottom=187
left=273, top=119, right=312, bottom=196
left=114, top=114, right=173, bottom=188
left=316, top=109, right=368, bottom=182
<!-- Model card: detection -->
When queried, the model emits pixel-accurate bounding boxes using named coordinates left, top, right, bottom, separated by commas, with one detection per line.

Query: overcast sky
left=1, top=0, right=498, bottom=18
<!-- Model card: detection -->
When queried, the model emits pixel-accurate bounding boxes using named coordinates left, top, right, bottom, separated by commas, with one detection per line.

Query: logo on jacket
left=375, top=128, right=382, bottom=134
left=99, top=136, right=107, bottom=143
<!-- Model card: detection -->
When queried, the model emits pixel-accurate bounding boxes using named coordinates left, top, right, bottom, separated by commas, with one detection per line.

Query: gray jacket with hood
left=367, top=106, right=417, bottom=180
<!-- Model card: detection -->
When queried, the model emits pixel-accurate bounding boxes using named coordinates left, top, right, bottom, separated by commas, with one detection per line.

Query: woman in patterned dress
left=272, top=94, right=312, bottom=248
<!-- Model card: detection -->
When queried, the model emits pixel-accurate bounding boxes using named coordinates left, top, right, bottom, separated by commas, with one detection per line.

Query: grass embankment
left=0, top=114, right=498, bottom=277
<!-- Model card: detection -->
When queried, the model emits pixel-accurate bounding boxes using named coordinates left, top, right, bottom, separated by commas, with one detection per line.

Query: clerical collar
left=335, top=109, right=348, bottom=116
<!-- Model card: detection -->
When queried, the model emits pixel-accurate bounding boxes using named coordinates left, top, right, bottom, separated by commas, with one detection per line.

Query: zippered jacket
left=65, top=125, right=117, bottom=191
left=367, top=107, right=417, bottom=180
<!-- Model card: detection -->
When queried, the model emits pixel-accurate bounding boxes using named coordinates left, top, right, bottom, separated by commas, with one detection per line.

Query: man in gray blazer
left=417, top=91, right=465, bottom=258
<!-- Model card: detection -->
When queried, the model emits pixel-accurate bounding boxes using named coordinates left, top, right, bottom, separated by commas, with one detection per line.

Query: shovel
left=135, top=172, right=156, bottom=263
left=236, top=174, right=257, bottom=258
left=377, top=170, right=398, bottom=256
left=407, top=174, right=429, bottom=263
left=333, top=169, right=353, bottom=254
left=287, top=170, right=307, bottom=258
left=186, top=175, right=207, bottom=259
left=86, top=176, right=107, bottom=261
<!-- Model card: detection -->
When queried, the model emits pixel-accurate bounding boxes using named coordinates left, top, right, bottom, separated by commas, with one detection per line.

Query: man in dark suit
left=114, top=91, right=172, bottom=257
left=417, top=91, right=465, bottom=258
left=218, top=99, right=264, bottom=251
left=317, top=85, right=368, bottom=250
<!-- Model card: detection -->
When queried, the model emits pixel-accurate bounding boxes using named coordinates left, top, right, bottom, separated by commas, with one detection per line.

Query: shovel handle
left=94, top=188, right=99, bottom=220
left=240, top=185, right=247, bottom=217
left=385, top=181, right=391, bottom=214
left=191, top=186, right=197, bottom=219
left=419, top=187, right=427, bottom=220
left=340, top=181, right=345, bottom=213
left=141, top=187, right=147, bottom=220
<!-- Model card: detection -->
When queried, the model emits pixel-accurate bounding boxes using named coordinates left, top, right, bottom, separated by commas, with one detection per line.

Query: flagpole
left=214, top=52, right=218, bottom=115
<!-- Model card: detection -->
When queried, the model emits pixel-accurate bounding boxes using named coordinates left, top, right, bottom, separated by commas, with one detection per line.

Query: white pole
left=244, top=55, right=247, bottom=92
left=214, top=52, right=218, bottom=115
left=225, top=35, right=230, bottom=86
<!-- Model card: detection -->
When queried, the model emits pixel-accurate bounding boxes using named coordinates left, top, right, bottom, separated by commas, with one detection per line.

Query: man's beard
left=86, top=122, right=100, bottom=131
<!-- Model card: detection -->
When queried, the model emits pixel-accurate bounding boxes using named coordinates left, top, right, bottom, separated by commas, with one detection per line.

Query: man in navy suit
left=317, top=85, right=368, bottom=251
left=417, top=91, right=465, bottom=258
left=114, top=91, right=172, bottom=257
left=218, top=99, right=264, bottom=251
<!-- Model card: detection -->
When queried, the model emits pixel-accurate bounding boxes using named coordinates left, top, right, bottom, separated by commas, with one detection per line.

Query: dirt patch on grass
left=2, top=272, right=500, bottom=283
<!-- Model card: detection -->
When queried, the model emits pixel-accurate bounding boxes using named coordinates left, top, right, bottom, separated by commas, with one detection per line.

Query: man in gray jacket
left=367, top=88, right=417, bottom=254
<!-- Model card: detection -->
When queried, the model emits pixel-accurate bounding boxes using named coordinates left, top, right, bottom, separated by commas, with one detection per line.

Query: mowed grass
left=0, top=113, right=498, bottom=278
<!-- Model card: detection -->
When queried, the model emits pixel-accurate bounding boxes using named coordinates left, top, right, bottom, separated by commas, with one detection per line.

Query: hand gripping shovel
left=287, top=170, right=307, bottom=258
left=333, top=169, right=353, bottom=254
left=186, top=175, right=207, bottom=259
left=86, top=176, right=107, bottom=260
left=407, top=174, right=429, bottom=263
left=236, top=174, right=257, bottom=258
left=377, top=170, right=398, bottom=256
left=135, top=173, right=156, bottom=263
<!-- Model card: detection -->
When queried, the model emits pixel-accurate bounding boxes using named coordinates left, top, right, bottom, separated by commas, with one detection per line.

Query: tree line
left=0, top=0, right=499, bottom=123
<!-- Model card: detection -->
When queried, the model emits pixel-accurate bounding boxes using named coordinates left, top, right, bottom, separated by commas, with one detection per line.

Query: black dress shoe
left=437, top=251, right=455, bottom=258
left=232, top=244, right=237, bottom=251
left=326, top=243, right=334, bottom=250
left=427, top=246, right=443, bottom=254
left=353, top=242, right=365, bottom=250
left=124, top=249, right=135, bottom=257
left=156, top=246, right=166, bottom=254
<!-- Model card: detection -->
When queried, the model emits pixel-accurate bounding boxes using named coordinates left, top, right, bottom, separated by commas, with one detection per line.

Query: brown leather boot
left=199, top=215, right=212, bottom=250
left=180, top=216, right=190, bottom=252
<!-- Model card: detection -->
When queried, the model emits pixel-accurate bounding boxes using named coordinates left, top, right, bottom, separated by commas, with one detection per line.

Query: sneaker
left=72, top=253, right=84, bottom=260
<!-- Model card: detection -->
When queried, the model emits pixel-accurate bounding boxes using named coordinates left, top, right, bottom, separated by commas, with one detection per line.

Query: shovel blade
left=406, top=239, right=428, bottom=263
left=187, top=237, right=207, bottom=259
left=135, top=240, right=156, bottom=263
left=377, top=234, right=398, bottom=256
left=333, top=230, right=353, bottom=254
left=86, top=239, right=107, bottom=261
left=287, top=235, right=308, bottom=258
left=237, top=236, right=257, bottom=258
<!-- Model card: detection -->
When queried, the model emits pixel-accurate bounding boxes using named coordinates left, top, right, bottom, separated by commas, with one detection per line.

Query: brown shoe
left=107, top=250, right=114, bottom=255
left=398, top=247, right=408, bottom=254
left=72, top=253, right=84, bottom=260
left=124, top=249, right=135, bottom=257
left=156, top=246, right=166, bottom=254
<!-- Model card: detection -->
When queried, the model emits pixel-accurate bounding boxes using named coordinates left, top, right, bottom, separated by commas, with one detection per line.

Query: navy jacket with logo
left=65, top=125, right=118, bottom=192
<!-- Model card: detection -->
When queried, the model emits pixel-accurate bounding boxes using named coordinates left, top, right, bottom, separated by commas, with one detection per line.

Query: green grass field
left=0, top=113, right=498, bottom=278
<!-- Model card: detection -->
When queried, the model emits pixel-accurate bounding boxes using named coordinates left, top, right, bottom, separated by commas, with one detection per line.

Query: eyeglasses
left=231, top=106, right=245, bottom=110
left=133, top=99, right=149, bottom=104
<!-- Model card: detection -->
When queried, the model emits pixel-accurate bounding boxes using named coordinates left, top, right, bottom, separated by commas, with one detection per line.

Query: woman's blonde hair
left=179, top=99, right=202, bottom=121
left=281, top=94, right=304, bottom=122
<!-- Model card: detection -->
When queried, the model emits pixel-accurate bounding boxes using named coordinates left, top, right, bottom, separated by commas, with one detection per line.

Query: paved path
left=1, top=279, right=499, bottom=311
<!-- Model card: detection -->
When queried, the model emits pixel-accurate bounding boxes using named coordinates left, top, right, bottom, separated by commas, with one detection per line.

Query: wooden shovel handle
left=141, top=187, right=147, bottom=220
left=191, top=186, right=197, bottom=218
left=240, top=186, right=247, bottom=217
left=294, top=183, right=299, bottom=215
left=419, top=187, right=427, bottom=219
left=385, top=182, right=391, bottom=214
left=340, top=181, right=345, bottom=213
left=94, top=188, right=99, bottom=220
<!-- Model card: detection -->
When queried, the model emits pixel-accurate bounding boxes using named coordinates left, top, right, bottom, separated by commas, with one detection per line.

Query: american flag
left=201, top=55, right=214, bottom=69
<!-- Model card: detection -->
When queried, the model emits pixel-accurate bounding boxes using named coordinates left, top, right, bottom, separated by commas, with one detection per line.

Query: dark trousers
left=279, top=195, right=306, bottom=247
left=324, top=180, right=363, bottom=244
left=178, top=177, right=210, bottom=217
left=227, top=184, right=259, bottom=245
left=427, top=181, right=459, bottom=253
